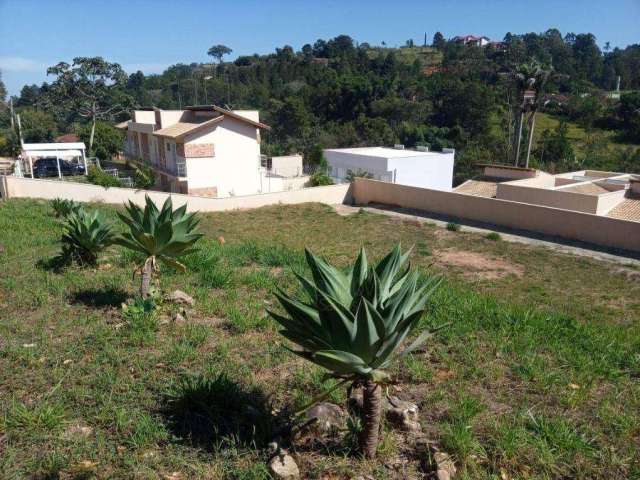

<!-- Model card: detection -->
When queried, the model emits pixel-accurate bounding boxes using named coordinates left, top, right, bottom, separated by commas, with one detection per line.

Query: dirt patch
left=436, top=249, right=524, bottom=280
left=332, top=204, right=360, bottom=216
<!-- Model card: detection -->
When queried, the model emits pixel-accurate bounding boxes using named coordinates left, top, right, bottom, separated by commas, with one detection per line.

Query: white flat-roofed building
left=324, top=146, right=455, bottom=191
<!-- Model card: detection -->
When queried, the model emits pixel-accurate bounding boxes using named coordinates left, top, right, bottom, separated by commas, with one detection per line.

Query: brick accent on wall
left=184, top=143, right=214, bottom=158
left=188, top=186, right=218, bottom=198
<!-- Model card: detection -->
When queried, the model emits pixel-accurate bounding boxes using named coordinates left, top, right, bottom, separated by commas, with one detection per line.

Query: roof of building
left=54, top=133, right=80, bottom=143
left=114, top=120, right=130, bottom=129
left=324, top=146, right=452, bottom=159
left=606, top=196, right=640, bottom=222
left=153, top=117, right=224, bottom=139
left=22, top=142, right=86, bottom=151
left=453, top=177, right=500, bottom=198
left=184, top=105, right=271, bottom=130
left=561, top=183, right=611, bottom=195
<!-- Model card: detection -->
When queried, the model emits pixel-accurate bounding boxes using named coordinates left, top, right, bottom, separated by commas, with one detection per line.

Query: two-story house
left=120, top=105, right=270, bottom=197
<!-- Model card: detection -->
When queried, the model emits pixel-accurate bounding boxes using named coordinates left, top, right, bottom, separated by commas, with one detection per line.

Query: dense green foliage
left=50, top=198, right=82, bottom=218
left=60, top=208, right=116, bottom=265
left=2, top=30, right=640, bottom=178
left=272, top=246, right=441, bottom=382
left=87, top=165, right=123, bottom=188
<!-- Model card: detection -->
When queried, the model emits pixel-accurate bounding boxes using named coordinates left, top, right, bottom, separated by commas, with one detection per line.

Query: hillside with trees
left=1, top=30, right=639, bottom=182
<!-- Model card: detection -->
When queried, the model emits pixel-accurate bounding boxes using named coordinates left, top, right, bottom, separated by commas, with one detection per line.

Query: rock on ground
left=304, top=402, right=347, bottom=433
left=268, top=451, right=300, bottom=479
left=166, top=290, right=194, bottom=306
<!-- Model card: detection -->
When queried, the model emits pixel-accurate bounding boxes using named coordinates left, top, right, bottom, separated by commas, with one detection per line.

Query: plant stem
left=141, top=258, right=153, bottom=298
left=360, top=379, right=382, bottom=459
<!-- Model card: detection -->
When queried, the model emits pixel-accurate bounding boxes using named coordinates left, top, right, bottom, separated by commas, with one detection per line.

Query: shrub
left=446, top=222, right=461, bottom=232
left=133, top=163, right=156, bottom=190
left=60, top=208, right=116, bottom=266
left=486, top=232, right=501, bottom=241
left=50, top=198, right=82, bottom=218
left=116, top=195, right=203, bottom=297
left=87, top=165, right=123, bottom=188
left=309, top=170, right=334, bottom=186
left=269, top=245, right=443, bottom=458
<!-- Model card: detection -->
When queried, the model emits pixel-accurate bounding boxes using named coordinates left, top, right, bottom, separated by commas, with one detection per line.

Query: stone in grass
left=386, top=396, right=421, bottom=432
left=434, top=451, right=457, bottom=480
left=304, top=402, right=347, bottom=434
left=62, top=424, right=93, bottom=440
left=268, top=451, right=300, bottom=479
left=166, top=290, right=194, bottom=306
left=172, top=311, right=186, bottom=324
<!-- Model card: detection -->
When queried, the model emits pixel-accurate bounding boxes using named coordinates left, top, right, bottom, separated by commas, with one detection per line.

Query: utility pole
left=524, top=112, right=536, bottom=168
left=9, top=97, right=15, bottom=129
left=424, top=32, right=427, bottom=47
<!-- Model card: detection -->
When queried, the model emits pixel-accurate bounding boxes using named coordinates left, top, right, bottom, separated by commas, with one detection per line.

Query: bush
left=60, top=208, right=116, bottom=265
left=133, top=163, right=156, bottom=189
left=87, top=165, right=123, bottom=188
left=309, top=170, right=334, bottom=186
left=50, top=198, right=82, bottom=218
left=446, top=222, right=461, bottom=232
left=485, top=232, right=501, bottom=241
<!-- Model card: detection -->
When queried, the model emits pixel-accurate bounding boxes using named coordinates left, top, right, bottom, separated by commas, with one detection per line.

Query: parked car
left=32, top=158, right=85, bottom=178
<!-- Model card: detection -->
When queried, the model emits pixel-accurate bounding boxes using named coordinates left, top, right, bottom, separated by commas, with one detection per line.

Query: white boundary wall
left=0, top=175, right=351, bottom=212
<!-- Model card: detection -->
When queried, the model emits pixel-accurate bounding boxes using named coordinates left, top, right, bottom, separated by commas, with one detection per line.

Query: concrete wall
left=484, top=166, right=539, bottom=180
left=271, top=155, right=303, bottom=177
left=595, top=189, right=629, bottom=215
left=496, top=182, right=600, bottom=213
left=388, top=152, right=454, bottom=191
left=324, top=150, right=389, bottom=182
left=0, top=175, right=351, bottom=212
left=352, top=178, right=640, bottom=252
left=325, top=149, right=454, bottom=191
left=184, top=117, right=261, bottom=197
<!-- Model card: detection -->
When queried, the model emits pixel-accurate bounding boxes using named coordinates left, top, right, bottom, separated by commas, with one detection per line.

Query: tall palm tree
left=269, top=245, right=442, bottom=458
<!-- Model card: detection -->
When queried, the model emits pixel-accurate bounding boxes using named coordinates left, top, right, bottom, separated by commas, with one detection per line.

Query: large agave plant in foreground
left=269, top=245, right=442, bottom=458
left=116, top=195, right=203, bottom=297
left=61, top=208, right=116, bottom=265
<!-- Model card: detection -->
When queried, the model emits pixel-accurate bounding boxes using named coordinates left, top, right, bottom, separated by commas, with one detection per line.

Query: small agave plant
left=61, top=208, right=116, bottom=265
left=269, top=245, right=442, bottom=458
left=116, top=195, right=203, bottom=297
left=51, top=198, right=82, bottom=218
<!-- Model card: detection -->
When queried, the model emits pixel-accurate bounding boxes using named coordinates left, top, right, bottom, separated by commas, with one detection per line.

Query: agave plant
left=269, top=245, right=442, bottom=458
left=116, top=195, right=203, bottom=297
left=51, top=198, right=82, bottom=218
left=61, top=208, right=116, bottom=265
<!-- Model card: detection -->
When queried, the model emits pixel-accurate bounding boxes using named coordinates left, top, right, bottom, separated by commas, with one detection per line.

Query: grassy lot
left=0, top=199, right=639, bottom=479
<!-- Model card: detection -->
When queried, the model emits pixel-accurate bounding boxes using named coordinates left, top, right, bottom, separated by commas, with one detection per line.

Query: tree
left=269, top=246, right=442, bottom=458
left=46, top=57, right=132, bottom=152
left=207, top=44, right=233, bottom=63
left=19, top=108, right=58, bottom=142
left=618, top=92, right=640, bottom=142
left=432, top=32, right=445, bottom=50
left=116, top=196, right=203, bottom=298
left=0, top=70, right=6, bottom=103
left=78, top=121, right=123, bottom=159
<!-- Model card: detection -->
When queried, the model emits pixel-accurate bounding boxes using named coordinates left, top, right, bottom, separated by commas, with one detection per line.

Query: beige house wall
left=0, top=175, right=351, bottom=212
left=352, top=178, right=640, bottom=252
left=595, top=189, right=629, bottom=215
left=496, top=183, right=599, bottom=213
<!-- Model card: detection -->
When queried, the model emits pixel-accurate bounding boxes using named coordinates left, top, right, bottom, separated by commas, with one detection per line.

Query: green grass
left=0, top=199, right=639, bottom=479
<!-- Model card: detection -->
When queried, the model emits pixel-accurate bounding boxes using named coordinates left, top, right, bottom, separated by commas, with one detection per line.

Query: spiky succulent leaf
left=61, top=208, right=115, bottom=265
left=270, top=245, right=442, bottom=381
left=116, top=195, right=203, bottom=267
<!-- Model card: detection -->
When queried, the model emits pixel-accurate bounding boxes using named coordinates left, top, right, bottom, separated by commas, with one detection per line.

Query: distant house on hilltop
left=453, top=35, right=490, bottom=47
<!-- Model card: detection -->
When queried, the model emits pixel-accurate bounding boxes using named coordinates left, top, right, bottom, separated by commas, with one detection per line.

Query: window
left=166, top=143, right=171, bottom=152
